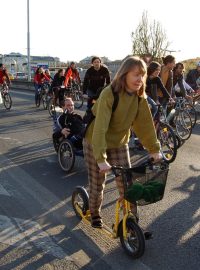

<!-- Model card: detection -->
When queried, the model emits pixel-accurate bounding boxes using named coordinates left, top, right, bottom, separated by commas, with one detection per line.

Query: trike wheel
left=119, top=217, right=145, bottom=259
left=58, top=139, right=75, bottom=172
left=72, top=186, right=89, bottom=219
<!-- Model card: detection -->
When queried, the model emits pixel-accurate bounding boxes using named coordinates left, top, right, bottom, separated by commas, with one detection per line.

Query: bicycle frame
left=74, top=196, right=135, bottom=239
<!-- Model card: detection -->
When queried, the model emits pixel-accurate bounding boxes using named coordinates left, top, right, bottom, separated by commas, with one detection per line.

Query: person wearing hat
left=186, top=61, right=200, bottom=91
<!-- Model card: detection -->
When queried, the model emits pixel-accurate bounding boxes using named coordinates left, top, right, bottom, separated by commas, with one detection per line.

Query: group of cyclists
left=49, top=55, right=200, bottom=233
left=1, top=55, right=200, bottom=237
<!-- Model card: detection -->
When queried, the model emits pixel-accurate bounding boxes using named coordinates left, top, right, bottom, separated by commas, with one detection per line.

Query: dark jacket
left=146, top=77, right=170, bottom=103
left=82, top=65, right=111, bottom=95
left=51, top=73, right=65, bottom=89
left=186, top=69, right=200, bottom=90
left=57, top=111, right=85, bottom=138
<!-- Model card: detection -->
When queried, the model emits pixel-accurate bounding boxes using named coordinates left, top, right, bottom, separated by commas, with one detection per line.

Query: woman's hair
left=173, top=62, right=184, bottom=72
left=162, top=55, right=175, bottom=65
left=111, top=56, right=147, bottom=96
left=57, top=69, right=64, bottom=76
left=91, top=56, right=101, bottom=63
left=147, top=61, right=161, bottom=76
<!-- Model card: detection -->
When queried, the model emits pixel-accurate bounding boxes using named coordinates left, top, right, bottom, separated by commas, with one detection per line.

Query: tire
left=174, top=110, right=192, bottom=141
left=119, top=217, right=145, bottom=259
left=42, top=94, right=48, bottom=110
left=3, top=93, right=12, bottom=110
left=72, top=186, right=89, bottom=219
left=58, top=139, right=75, bottom=172
left=47, top=97, right=56, bottom=117
left=185, top=103, right=197, bottom=128
left=175, top=134, right=182, bottom=149
left=157, top=122, right=177, bottom=163
left=73, top=90, right=84, bottom=109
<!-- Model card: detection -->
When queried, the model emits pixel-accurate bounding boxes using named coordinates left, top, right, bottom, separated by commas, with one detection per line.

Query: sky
left=1, top=0, right=199, bottom=63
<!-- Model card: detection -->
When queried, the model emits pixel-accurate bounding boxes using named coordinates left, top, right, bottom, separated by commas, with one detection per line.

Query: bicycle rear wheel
left=157, top=122, right=177, bottom=163
left=3, top=93, right=12, bottom=110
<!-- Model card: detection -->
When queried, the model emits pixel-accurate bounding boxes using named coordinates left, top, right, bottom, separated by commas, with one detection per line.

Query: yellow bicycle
left=72, top=158, right=169, bottom=258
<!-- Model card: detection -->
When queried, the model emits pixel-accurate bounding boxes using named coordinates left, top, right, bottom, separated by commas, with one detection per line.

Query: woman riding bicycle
left=83, top=56, right=162, bottom=230
left=34, top=67, right=50, bottom=104
left=51, top=69, right=65, bottom=106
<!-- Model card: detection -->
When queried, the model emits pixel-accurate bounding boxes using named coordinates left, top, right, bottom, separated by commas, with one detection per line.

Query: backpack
left=83, top=85, right=119, bottom=135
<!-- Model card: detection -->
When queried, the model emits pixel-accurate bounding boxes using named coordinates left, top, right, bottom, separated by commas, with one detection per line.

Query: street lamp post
left=27, top=0, right=31, bottom=81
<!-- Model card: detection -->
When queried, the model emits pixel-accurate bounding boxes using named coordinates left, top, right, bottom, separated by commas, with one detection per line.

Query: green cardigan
left=85, top=85, right=160, bottom=163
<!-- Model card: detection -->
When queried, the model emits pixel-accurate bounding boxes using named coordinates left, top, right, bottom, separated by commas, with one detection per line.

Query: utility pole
left=27, top=0, right=31, bottom=81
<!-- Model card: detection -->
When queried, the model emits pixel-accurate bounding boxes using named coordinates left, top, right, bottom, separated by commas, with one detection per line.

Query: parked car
left=8, top=73, right=14, bottom=80
left=14, top=72, right=28, bottom=80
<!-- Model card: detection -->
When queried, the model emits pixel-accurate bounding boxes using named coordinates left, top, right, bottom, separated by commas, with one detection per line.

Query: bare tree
left=131, top=11, right=170, bottom=61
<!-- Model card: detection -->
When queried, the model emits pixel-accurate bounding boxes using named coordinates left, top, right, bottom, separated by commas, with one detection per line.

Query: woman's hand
left=98, top=161, right=112, bottom=173
left=149, top=152, right=163, bottom=163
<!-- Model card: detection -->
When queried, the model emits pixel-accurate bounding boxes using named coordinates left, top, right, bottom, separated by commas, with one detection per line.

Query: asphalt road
left=0, top=89, right=200, bottom=270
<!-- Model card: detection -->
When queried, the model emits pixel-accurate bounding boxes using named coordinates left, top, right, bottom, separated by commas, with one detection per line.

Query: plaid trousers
left=83, top=139, right=132, bottom=217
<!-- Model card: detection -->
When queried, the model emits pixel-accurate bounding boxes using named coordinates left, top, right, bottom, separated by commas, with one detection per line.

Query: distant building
left=1, top=52, right=60, bottom=74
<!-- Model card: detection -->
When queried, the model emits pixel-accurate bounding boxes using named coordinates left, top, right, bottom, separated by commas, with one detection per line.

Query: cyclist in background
left=146, top=61, right=173, bottom=115
left=64, top=62, right=81, bottom=88
left=186, top=61, right=200, bottom=91
left=82, top=56, right=111, bottom=108
left=0, top=64, right=11, bottom=85
left=51, top=68, right=65, bottom=105
left=173, top=62, right=194, bottom=99
left=34, top=67, right=50, bottom=104
left=160, top=55, right=176, bottom=97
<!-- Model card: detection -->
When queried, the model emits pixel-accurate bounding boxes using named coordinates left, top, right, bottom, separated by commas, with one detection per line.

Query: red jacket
left=0, top=70, right=10, bottom=84
left=34, top=73, right=50, bottom=84
left=64, top=68, right=80, bottom=87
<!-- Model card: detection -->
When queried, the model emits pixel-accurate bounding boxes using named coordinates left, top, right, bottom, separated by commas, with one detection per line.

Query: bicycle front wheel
left=47, top=97, right=56, bottom=117
left=174, top=110, right=192, bottom=141
left=73, top=90, right=84, bottom=109
left=3, top=93, right=12, bottom=110
left=119, top=217, right=145, bottom=258
left=185, top=103, right=197, bottom=128
left=42, top=94, right=48, bottom=110
left=158, top=122, right=177, bottom=163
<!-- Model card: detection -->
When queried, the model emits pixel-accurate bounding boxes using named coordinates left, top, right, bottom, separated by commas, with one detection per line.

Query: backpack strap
left=111, top=85, right=119, bottom=112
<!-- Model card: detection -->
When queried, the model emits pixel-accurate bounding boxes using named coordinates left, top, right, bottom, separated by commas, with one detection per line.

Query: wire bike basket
left=120, top=161, right=169, bottom=206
